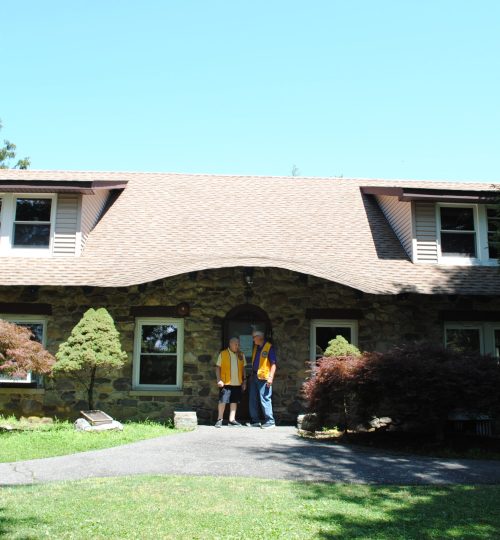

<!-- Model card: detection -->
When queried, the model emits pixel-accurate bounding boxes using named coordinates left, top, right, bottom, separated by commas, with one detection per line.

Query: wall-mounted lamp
left=176, top=302, right=190, bottom=317
left=243, top=267, right=254, bottom=286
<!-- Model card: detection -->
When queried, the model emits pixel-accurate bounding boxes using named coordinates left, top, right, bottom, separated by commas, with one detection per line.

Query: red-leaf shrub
left=303, top=342, right=500, bottom=438
left=358, top=342, right=500, bottom=437
left=0, top=319, right=55, bottom=378
left=302, top=354, right=366, bottom=429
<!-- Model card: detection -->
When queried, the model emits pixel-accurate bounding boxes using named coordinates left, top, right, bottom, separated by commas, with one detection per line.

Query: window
left=13, top=198, right=52, bottom=247
left=0, top=316, right=47, bottom=385
left=445, top=322, right=500, bottom=357
left=439, top=206, right=476, bottom=258
left=133, top=318, right=184, bottom=389
left=436, top=204, right=500, bottom=265
left=0, top=194, right=56, bottom=254
left=310, top=319, right=358, bottom=360
left=487, top=207, right=500, bottom=260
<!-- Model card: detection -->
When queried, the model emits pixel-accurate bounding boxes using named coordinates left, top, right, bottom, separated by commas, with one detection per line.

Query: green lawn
left=0, top=417, right=180, bottom=463
left=1, top=476, right=499, bottom=539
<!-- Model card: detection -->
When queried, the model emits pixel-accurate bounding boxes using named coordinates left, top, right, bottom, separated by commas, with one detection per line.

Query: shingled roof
left=0, top=169, right=499, bottom=295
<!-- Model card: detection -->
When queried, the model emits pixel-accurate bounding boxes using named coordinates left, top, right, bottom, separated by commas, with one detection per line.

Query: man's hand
left=266, top=377, right=273, bottom=388
left=242, top=380, right=247, bottom=391
left=217, top=380, right=224, bottom=388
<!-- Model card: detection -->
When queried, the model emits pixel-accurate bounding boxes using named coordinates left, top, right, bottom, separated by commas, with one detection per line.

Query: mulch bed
left=299, top=429, right=500, bottom=460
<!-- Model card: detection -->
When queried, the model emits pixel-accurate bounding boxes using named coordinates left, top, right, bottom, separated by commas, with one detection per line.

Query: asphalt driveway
left=1, top=426, right=500, bottom=486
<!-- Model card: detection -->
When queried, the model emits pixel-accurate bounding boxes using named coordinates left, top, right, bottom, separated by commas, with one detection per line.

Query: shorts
left=219, top=385, right=242, bottom=404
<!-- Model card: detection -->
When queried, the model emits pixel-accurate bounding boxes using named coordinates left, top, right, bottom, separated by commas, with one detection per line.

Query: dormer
left=0, top=177, right=127, bottom=257
left=361, top=185, right=499, bottom=266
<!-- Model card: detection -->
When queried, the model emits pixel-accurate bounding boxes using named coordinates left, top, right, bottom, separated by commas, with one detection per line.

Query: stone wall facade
left=0, top=267, right=498, bottom=424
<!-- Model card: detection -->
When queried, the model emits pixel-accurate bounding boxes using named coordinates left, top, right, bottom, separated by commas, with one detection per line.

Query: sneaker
left=246, top=422, right=261, bottom=427
left=228, top=420, right=243, bottom=427
left=214, top=419, right=223, bottom=428
left=261, top=422, right=276, bottom=429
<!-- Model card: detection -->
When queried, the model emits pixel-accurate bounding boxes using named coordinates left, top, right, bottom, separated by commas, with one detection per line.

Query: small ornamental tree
left=0, top=319, right=55, bottom=378
left=303, top=336, right=363, bottom=430
left=324, top=335, right=361, bottom=357
left=54, top=308, right=127, bottom=410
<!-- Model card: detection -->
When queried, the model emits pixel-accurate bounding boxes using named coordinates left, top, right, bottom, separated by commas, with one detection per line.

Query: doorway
left=222, top=304, right=272, bottom=421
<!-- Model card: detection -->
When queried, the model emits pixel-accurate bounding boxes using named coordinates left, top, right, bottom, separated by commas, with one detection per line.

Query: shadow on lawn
left=293, top=483, right=499, bottom=539
left=0, top=504, right=41, bottom=539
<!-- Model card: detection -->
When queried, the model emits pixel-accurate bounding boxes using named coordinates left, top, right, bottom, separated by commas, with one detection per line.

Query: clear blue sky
left=1, top=1, right=499, bottom=181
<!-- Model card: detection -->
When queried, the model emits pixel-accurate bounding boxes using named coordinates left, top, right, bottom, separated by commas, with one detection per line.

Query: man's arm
left=267, top=361, right=276, bottom=387
left=215, top=363, right=224, bottom=388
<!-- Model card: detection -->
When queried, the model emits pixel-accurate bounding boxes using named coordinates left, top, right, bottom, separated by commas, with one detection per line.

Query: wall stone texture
left=0, top=267, right=498, bottom=424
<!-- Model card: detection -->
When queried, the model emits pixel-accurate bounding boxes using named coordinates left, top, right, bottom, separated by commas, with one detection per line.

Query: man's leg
left=217, top=402, right=226, bottom=420
left=248, top=376, right=260, bottom=424
left=228, top=402, right=237, bottom=422
left=258, top=380, right=275, bottom=425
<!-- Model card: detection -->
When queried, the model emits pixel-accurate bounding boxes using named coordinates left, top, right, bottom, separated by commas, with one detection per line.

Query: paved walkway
left=1, top=426, right=500, bottom=486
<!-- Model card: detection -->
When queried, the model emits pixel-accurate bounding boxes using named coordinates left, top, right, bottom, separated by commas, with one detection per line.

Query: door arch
left=222, top=304, right=272, bottom=422
left=222, top=303, right=272, bottom=359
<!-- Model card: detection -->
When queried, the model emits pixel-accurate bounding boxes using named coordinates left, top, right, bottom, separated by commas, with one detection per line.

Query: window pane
left=315, top=326, right=352, bottom=359
left=441, top=232, right=476, bottom=257
left=446, top=329, right=481, bottom=354
left=15, top=198, right=52, bottom=222
left=440, top=207, right=474, bottom=231
left=487, top=209, right=500, bottom=259
left=18, top=323, right=44, bottom=343
left=139, top=354, right=177, bottom=385
left=141, top=324, right=177, bottom=353
left=0, top=322, right=43, bottom=383
left=13, top=224, right=51, bottom=247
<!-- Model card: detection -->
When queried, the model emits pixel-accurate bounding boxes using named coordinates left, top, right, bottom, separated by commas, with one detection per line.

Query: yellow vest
left=220, top=349, right=245, bottom=385
left=252, top=341, right=273, bottom=380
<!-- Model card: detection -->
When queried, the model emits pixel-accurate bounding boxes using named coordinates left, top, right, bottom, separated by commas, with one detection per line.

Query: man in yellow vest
left=215, top=337, right=246, bottom=427
left=248, top=330, right=277, bottom=429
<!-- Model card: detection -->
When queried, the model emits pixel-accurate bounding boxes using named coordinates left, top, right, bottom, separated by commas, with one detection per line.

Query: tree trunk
left=88, top=366, right=97, bottom=410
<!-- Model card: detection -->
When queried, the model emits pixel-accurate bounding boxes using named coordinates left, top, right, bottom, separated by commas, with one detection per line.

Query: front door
left=222, top=304, right=271, bottom=421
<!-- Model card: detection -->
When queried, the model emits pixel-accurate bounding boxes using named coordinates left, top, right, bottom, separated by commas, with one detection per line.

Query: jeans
left=249, top=375, right=275, bottom=424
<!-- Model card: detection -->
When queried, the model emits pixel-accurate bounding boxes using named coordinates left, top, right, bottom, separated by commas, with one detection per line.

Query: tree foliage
left=303, top=341, right=500, bottom=438
left=324, top=335, right=361, bottom=357
left=54, top=308, right=127, bottom=409
left=0, top=319, right=55, bottom=378
left=0, top=119, right=30, bottom=169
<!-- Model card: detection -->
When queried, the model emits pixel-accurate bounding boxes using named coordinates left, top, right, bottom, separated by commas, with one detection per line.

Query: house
left=0, top=170, right=499, bottom=424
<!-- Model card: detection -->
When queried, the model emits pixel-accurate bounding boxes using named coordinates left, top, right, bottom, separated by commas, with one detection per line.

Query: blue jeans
left=249, top=375, right=275, bottom=424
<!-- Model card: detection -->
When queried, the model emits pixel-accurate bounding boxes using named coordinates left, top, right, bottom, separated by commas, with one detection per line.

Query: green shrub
left=54, top=308, right=127, bottom=409
left=324, top=335, right=361, bottom=357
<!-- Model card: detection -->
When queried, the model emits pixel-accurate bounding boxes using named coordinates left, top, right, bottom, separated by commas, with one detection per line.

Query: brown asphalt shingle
left=0, top=170, right=499, bottom=295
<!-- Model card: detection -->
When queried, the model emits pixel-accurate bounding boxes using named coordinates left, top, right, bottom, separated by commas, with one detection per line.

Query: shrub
left=302, top=353, right=365, bottom=430
left=54, top=308, right=127, bottom=409
left=324, top=335, right=361, bottom=357
left=303, top=341, right=500, bottom=439
left=0, top=319, right=55, bottom=378
left=359, top=342, right=500, bottom=439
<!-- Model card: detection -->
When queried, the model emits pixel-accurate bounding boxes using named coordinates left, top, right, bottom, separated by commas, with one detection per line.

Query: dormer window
left=0, top=194, right=56, bottom=255
left=13, top=198, right=52, bottom=248
left=487, top=207, right=500, bottom=259
left=436, top=204, right=498, bottom=265
left=439, top=206, right=477, bottom=258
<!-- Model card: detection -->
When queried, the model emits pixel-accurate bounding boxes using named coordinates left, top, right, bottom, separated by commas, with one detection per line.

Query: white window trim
left=0, top=315, right=48, bottom=384
left=132, top=317, right=184, bottom=390
left=444, top=321, right=500, bottom=357
left=436, top=203, right=498, bottom=266
left=0, top=193, right=57, bottom=257
left=309, top=319, right=358, bottom=361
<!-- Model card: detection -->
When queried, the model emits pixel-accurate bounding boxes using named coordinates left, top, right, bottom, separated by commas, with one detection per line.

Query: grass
left=1, top=476, right=499, bottom=539
left=0, top=416, right=180, bottom=463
